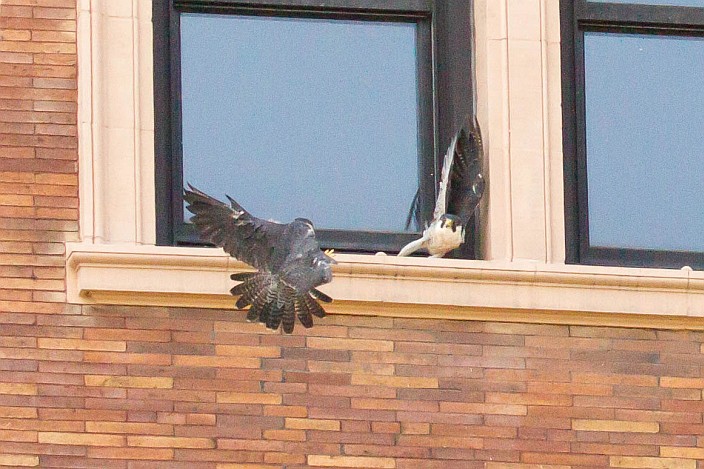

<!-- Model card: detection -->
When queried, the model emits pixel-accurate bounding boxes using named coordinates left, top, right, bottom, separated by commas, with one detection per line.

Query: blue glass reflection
left=180, top=13, right=420, bottom=232
left=584, top=32, right=704, bottom=252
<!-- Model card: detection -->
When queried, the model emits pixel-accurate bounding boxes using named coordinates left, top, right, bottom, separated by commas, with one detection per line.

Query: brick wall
left=1, top=306, right=704, bottom=468
left=0, top=0, right=78, bottom=310
left=2, top=2, right=704, bottom=469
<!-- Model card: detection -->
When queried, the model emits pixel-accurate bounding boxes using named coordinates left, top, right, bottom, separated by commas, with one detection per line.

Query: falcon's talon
left=324, top=249, right=335, bottom=258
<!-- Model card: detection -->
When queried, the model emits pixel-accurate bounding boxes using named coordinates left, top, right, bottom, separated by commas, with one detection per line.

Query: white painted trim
left=77, top=0, right=155, bottom=245
left=66, top=243, right=704, bottom=327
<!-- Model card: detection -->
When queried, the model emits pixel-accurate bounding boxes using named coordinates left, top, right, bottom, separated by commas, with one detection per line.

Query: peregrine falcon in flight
left=398, top=115, right=485, bottom=258
left=184, top=185, right=336, bottom=333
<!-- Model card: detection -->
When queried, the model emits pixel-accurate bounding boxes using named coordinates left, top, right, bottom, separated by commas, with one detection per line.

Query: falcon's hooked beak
left=443, top=218, right=455, bottom=230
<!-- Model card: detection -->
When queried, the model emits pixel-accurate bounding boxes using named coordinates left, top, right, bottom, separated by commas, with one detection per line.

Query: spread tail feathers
left=229, top=272, right=331, bottom=333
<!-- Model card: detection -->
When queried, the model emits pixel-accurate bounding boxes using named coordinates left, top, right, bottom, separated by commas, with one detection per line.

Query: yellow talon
left=324, top=249, right=335, bottom=258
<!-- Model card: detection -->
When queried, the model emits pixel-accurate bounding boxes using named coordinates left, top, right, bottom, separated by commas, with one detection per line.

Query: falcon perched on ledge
left=399, top=115, right=485, bottom=258
left=183, top=185, right=336, bottom=333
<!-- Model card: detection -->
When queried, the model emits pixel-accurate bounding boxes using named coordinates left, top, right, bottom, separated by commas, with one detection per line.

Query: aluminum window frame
left=153, top=0, right=479, bottom=257
left=561, top=0, right=704, bottom=269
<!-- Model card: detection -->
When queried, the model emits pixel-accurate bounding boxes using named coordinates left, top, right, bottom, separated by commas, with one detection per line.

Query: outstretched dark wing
left=183, top=184, right=286, bottom=272
left=438, top=115, right=485, bottom=226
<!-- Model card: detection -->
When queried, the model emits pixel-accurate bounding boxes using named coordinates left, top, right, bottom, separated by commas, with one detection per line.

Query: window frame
left=153, top=0, right=479, bottom=256
left=561, top=0, right=704, bottom=269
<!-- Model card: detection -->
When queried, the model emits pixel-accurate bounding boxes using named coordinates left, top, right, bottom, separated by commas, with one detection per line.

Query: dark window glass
left=588, top=0, right=702, bottom=6
left=154, top=0, right=478, bottom=256
left=584, top=32, right=704, bottom=252
left=180, top=13, right=420, bottom=232
left=562, top=0, right=704, bottom=269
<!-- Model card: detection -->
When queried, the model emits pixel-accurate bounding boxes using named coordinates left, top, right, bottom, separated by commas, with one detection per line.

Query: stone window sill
left=66, top=243, right=704, bottom=330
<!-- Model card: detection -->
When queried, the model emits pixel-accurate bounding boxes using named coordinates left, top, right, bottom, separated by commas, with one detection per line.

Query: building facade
left=1, top=0, right=703, bottom=468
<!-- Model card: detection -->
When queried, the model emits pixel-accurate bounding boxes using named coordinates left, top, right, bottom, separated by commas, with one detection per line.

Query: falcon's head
left=439, top=214, right=462, bottom=232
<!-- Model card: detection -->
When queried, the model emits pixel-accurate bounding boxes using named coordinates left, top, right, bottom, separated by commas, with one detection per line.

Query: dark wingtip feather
left=305, top=295, right=327, bottom=318
left=296, top=298, right=314, bottom=329
left=236, top=296, right=251, bottom=309
left=404, top=188, right=421, bottom=231
left=246, top=303, right=260, bottom=322
left=266, top=306, right=283, bottom=331
left=230, top=283, right=246, bottom=297
left=281, top=310, right=295, bottom=333
left=310, top=288, right=333, bottom=303
left=231, top=272, right=255, bottom=281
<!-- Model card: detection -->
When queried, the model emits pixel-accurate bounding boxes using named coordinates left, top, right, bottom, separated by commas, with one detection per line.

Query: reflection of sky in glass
left=180, top=13, right=420, bottom=232
left=585, top=32, right=704, bottom=252
left=589, top=0, right=703, bottom=6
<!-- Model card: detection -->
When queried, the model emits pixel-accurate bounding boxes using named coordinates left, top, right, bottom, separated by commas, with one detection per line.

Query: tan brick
left=0, top=429, right=36, bottom=442
left=38, top=338, right=126, bottom=352
left=84, top=375, right=173, bottom=389
left=217, top=392, right=281, bottom=404
left=87, top=447, right=174, bottom=460
left=0, top=5, right=32, bottom=17
left=659, top=447, right=704, bottom=459
left=397, top=435, right=482, bottom=449
left=308, top=337, right=394, bottom=352
left=573, top=419, right=659, bottom=433
left=485, top=464, right=569, bottom=469
left=286, top=418, right=340, bottom=431
left=33, top=7, right=76, bottom=20
left=83, top=330, right=167, bottom=344
left=186, top=413, right=216, bottom=425
left=215, top=345, right=280, bottom=357
left=610, top=456, right=696, bottom=469
left=0, top=171, right=33, bottom=183
left=0, top=147, right=34, bottom=158
left=216, top=465, right=280, bottom=469
left=0, top=383, right=37, bottom=395
left=486, top=392, right=571, bottom=406
left=84, top=352, right=171, bottom=365
left=401, top=422, right=429, bottom=435
left=128, top=436, right=214, bottom=448
left=262, top=429, right=305, bottom=441
left=38, top=432, right=125, bottom=446
left=0, top=30, right=32, bottom=41
left=85, top=421, right=173, bottom=435
left=34, top=172, right=75, bottom=185
left=307, top=455, right=395, bottom=468
left=0, top=194, right=33, bottom=206
left=351, top=398, right=438, bottom=412
left=264, top=405, right=307, bottom=418
left=173, top=355, right=260, bottom=368
left=372, top=421, right=400, bottom=433
left=660, top=377, right=704, bottom=388
left=350, top=375, right=438, bottom=389
left=440, top=402, right=527, bottom=415
left=264, top=452, right=306, bottom=464
left=0, top=454, right=39, bottom=467
left=31, top=30, right=76, bottom=43
left=0, top=406, right=37, bottom=419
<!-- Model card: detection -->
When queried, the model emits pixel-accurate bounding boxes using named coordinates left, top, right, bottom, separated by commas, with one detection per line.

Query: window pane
left=588, top=0, right=703, bottom=6
left=180, top=13, right=420, bottom=232
left=584, top=32, right=704, bottom=252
